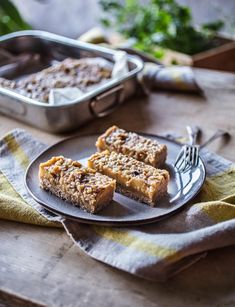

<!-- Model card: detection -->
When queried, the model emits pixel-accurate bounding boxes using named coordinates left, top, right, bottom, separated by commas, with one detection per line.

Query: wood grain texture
left=0, top=288, right=45, bottom=307
left=1, top=220, right=235, bottom=307
left=0, top=68, right=235, bottom=306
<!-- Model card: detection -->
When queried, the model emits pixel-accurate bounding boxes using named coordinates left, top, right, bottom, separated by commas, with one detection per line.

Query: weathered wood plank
left=1, top=220, right=235, bottom=307
left=0, top=288, right=45, bottom=307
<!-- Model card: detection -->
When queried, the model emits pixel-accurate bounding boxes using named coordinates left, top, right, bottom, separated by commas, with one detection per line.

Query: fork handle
left=201, top=129, right=230, bottom=149
left=186, top=126, right=200, bottom=145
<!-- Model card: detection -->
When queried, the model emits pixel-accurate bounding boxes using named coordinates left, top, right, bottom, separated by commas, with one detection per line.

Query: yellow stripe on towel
left=3, top=134, right=30, bottom=169
left=198, top=167, right=235, bottom=202
left=199, top=197, right=235, bottom=223
left=93, top=226, right=182, bottom=263
left=197, top=167, right=235, bottom=223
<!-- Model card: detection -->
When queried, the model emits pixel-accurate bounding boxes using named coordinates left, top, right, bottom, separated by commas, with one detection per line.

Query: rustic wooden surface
left=0, top=68, right=235, bottom=307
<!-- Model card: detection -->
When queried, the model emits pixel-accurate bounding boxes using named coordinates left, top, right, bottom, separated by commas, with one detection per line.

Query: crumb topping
left=97, top=126, right=167, bottom=166
left=88, top=151, right=169, bottom=189
left=40, top=156, right=115, bottom=206
left=0, top=58, right=112, bottom=103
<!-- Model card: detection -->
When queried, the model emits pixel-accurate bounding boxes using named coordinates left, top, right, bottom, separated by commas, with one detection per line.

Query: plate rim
left=24, top=132, right=206, bottom=226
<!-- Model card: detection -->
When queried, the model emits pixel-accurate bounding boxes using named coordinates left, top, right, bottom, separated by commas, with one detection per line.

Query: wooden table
left=0, top=68, right=235, bottom=307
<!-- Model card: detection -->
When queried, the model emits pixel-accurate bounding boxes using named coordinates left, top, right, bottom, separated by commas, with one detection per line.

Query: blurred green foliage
left=0, top=0, right=31, bottom=35
left=99, top=0, right=224, bottom=57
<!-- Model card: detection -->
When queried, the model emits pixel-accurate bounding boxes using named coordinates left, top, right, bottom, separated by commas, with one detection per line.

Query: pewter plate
left=25, top=133, right=206, bottom=226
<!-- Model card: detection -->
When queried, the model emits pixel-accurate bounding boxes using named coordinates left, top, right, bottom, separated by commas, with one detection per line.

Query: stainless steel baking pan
left=0, top=30, right=143, bottom=133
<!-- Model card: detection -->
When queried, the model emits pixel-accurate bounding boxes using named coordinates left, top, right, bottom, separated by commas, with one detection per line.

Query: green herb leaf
left=0, top=0, right=31, bottom=35
left=99, top=0, right=224, bottom=56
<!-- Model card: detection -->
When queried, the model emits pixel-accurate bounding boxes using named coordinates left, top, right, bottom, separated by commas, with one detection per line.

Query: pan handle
left=89, top=84, right=124, bottom=118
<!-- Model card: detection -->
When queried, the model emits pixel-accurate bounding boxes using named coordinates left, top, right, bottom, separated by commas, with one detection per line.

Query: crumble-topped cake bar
left=39, top=156, right=116, bottom=214
left=96, top=126, right=167, bottom=168
left=88, top=151, right=169, bottom=206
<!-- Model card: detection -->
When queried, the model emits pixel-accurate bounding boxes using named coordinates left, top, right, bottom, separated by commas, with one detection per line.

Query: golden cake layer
left=88, top=150, right=169, bottom=206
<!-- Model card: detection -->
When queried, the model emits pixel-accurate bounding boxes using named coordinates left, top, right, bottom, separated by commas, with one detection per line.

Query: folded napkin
left=1, top=129, right=235, bottom=281
left=78, top=29, right=202, bottom=94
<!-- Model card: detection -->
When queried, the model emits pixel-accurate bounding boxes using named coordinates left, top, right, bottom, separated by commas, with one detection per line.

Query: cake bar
left=88, top=151, right=169, bottom=206
left=96, top=126, right=167, bottom=168
left=39, top=156, right=116, bottom=214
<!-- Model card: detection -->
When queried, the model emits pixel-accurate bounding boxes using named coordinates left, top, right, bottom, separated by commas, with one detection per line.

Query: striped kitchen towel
left=0, top=129, right=235, bottom=281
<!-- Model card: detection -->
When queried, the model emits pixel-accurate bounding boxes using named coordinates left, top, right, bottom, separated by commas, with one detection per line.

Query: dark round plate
left=25, top=133, right=206, bottom=226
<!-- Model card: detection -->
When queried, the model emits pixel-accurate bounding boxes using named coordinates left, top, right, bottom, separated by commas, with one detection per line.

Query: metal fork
left=174, top=127, right=230, bottom=172
left=174, top=126, right=200, bottom=172
left=200, top=129, right=230, bottom=149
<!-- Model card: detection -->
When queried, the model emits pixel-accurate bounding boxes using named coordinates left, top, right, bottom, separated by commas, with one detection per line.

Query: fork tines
left=174, top=144, right=199, bottom=172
